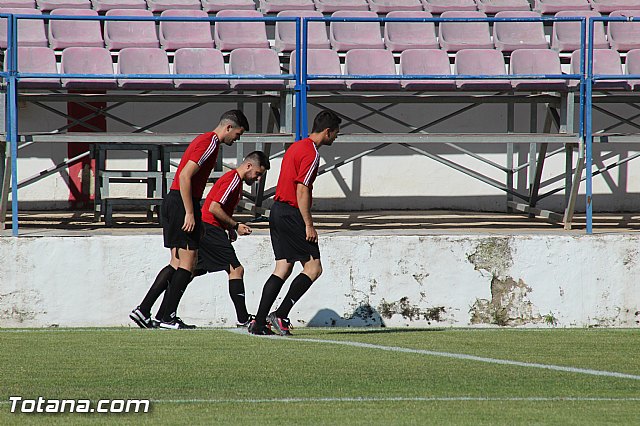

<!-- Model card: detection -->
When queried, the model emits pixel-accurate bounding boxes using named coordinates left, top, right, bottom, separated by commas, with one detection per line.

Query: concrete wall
left=1, top=232, right=639, bottom=328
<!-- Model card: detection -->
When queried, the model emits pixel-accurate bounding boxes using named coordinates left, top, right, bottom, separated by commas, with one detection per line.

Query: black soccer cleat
left=129, top=307, right=153, bottom=329
left=267, top=312, right=292, bottom=336
left=247, top=320, right=275, bottom=335
left=236, top=314, right=256, bottom=328
left=159, top=317, right=197, bottom=330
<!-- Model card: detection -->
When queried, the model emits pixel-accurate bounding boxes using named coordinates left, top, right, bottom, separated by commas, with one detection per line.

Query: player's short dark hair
left=245, top=151, right=270, bottom=170
left=220, top=109, right=250, bottom=132
left=311, top=110, right=341, bottom=134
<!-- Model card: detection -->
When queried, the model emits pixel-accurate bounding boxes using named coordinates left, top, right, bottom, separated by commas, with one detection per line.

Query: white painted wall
left=1, top=232, right=638, bottom=328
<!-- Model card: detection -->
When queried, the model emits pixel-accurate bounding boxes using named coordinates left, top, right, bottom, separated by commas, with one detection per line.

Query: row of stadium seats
left=1, top=0, right=639, bottom=14
left=3, top=8, right=640, bottom=52
left=8, top=46, right=640, bottom=91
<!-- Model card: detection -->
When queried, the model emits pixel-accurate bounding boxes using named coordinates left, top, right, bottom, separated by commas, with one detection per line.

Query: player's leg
left=273, top=256, right=322, bottom=323
left=228, top=265, right=252, bottom=327
left=159, top=248, right=197, bottom=329
left=253, top=259, right=293, bottom=330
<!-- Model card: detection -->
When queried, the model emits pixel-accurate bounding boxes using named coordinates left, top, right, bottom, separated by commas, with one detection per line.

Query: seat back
left=146, top=0, right=201, bottom=13
left=36, top=0, right=91, bottom=12
left=422, top=0, right=477, bottom=13
left=91, top=0, right=146, bottom=12
left=159, top=9, right=214, bottom=51
left=534, top=0, right=590, bottom=14
left=173, top=47, right=229, bottom=89
left=344, top=48, right=401, bottom=90
left=105, top=9, right=159, bottom=50
left=439, top=11, right=493, bottom=52
left=275, top=10, right=329, bottom=52
left=0, top=8, right=47, bottom=48
left=591, top=0, right=640, bottom=13
left=229, top=47, right=286, bottom=90
left=214, top=9, right=269, bottom=50
left=117, top=47, right=173, bottom=88
left=399, top=48, right=457, bottom=90
left=552, top=11, right=607, bottom=52
left=260, top=0, right=315, bottom=13
left=49, top=9, right=104, bottom=49
left=368, top=0, right=422, bottom=14
left=608, top=10, right=640, bottom=52
left=454, top=48, right=512, bottom=90
left=330, top=11, right=384, bottom=51
left=61, top=46, right=117, bottom=89
left=384, top=11, right=438, bottom=52
left=11, top=46, right=60, bottom=88
left=570, top=49, right=629, bottom=89
left=493, top=11, right=548, bottom=52
left=290, top=48, right=346, bottom=90
left=314, top=0, right=369, bottom=13
left=510, top=48, right=567, bottom=90
left=201, top=0, right=255, bottom=12
left=476, top=0, right=531, bottom=14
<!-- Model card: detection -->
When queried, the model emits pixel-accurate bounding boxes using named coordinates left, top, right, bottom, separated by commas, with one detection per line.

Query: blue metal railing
left=2, top=13, right=591, bottom=235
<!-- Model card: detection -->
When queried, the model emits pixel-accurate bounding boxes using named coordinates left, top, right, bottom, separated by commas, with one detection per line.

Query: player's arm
left=178, top=160, right=200, bottom=233
left=296, top=182, right=317, bottom=243
left=210, top=202, right=252, bottom=236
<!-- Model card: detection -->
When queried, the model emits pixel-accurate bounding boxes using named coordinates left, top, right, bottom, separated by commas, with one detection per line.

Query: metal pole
left=300, top=17, right=309, bottom=138
left=8, top=15, right=18, bottom=236
left=585, top=17, right=593, bottom=234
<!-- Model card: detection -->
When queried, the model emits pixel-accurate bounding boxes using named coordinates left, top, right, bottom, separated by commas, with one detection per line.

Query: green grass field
left=1, top=327, right=639, bottom=425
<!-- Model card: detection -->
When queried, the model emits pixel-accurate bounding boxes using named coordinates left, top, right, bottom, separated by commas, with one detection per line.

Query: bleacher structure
left=2, top=1, right=640, bottom=235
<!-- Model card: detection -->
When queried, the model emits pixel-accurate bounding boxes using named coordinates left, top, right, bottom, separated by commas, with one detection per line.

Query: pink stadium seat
left=608, top=10, right=640, bottom=51
left=0, top=0, right=35, bottom=7
left=10, top=46, right=60, bottom=88
left=61, top=47, right=117, bottom=89
left=624, top=48, right=640, bottom=90
left=551, top=11, right=608, bottom=52
left=439, top=11, right=493, bottom=52
left=368, top=0, right=423, bottom=13
left=201, top=0, right=255, bottom=13
left=49, top=9, right=104, bottom=50
left=36, top=0, right=90, bottom=11
left=384, top=11, right=439, bottom=52
left=422, top=0, right=476, bottom=13
left=344, top=49, right=401, bottom=90
left=260, top=0, right=315, bottom=13
left=493, top=11, right=548, bottom=52
left=455, top=49, right=512, bottom=90
left=146, top=0, right=200, bottom=12
left=314, top=0, right=369, bottom=13
left=275, top=10, right=329, bottom=52
left=229, top=48, right=286, bottom=90
left=117, top=47, right=173, bottom=89
left=104, top=9, right=159, bottom=51
left=399, top=49, right=457, bottom=91
left=476, top=0, right=531, bottom=13
left=214, top=10, right=269, bottom=51
left=173, top=48, right=229, bottom=90
left=534, top=0, right=590, bottom=14
left=590, top=0, right=640, bottom=13
left=290, top=48, right=346, bottom=90
left=159, top=10, right=214, bottom=51
left=570, top=49, right=629, bottom=89
left=91, top=0, right=146, bottom=12
left=330, top=11, right=384, bottom=51
left=509, top=49, right=567, bottom=90
left=0, top=8, right=47, bottom=48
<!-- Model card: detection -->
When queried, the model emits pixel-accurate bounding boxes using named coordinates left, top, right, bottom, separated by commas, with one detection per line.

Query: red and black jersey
left=201, top=170, right=242, bottom=228
left=274, top=138, right=319, bottom=209
left=170, top=131, right=220, bottom=200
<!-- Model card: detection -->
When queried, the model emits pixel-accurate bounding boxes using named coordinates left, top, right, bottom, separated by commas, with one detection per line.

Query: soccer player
left=130, top=109, right=249, bottom=330
left=191, top=151, right=270, bottom=327
left=249, top=110, right=341, bottom=336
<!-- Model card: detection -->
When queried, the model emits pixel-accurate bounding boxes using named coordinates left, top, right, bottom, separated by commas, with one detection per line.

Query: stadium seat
left=534, top=0, right=590, bottom=14
left=173, top=47, right=229, bottom=90
left=0, top=0, right=35, bottom=7
left=146, top=0, right=200, bottom=12
left=329, top=11, right=384, bottom=51
left=201, top=0, right=254, bottom=13
left=229, top=47, right=286, bottom=90
left=61, top=47, right=117, bottom=89
left=117, top=47, right=173, bottom=89
left=439, top=11, right=493, bottom=52
left=551, top=11, right=608, bottom=52
left=493, top=11, right=548, bottom=52
left=275, top=10, right=329, bottom=52
left=454, top=49, right=512, bottom=90
left=344, top=49, right=401, bottom=90
left=399, top=48, right=457, bottom=91
left=91, top=0, right=146, bottom=12
left=36, top=0, right=90, bottom=10
left=570, top=49, right=629, bottom=89
left=159, top=10, right=214, bottom=51
left=475, top=0, right=531, bottom=13
left=214, top=10, right=269, bottom=51
left=509, top=48, right=567, bottom=91
left=104, top=9, right=159, bottom=50
left=608, top=10, right=640, bottom=51
left=422, top=0, right=476, bottom=13
left=314, top=0, right=368, bottom=12
left=367, top=0, right=423, bottom=13
left=384, top=11, right=439, bottom=52
left=0, top=8, right=47, bottom=48
left=11, top=46, right=61, bottom=88
left=49, top=9, right=104, bottom=50
left=260, top=0, right=314, bottom=13
left=290, top=48, right=346, bottom=90
left=624, top=48, right=640, bottom=90
left=590, top=0, right=640, bottom=13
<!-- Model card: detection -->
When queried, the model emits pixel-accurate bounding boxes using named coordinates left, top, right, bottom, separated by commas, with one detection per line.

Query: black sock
left=255, top=274, right=285, bottom=326
left=139, top=265, right=175, bottom=317
left=275, top=273, right=313, bottom=319
left=160, top=267, right=192, bottom=322
left=229, top=279, right=249, bottom=323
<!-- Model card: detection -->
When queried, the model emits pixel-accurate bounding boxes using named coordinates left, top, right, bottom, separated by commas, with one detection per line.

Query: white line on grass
left=228, top=330, right=640, bottom=381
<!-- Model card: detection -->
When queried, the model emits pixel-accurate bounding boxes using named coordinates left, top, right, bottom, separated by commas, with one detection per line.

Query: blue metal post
left=8, top=15, right=18, bottom=236
left=294, top=17, right=302, bottom=141
left=300, top=17, right=309, bottom=138
left=585, top=17, right=594, bottom=234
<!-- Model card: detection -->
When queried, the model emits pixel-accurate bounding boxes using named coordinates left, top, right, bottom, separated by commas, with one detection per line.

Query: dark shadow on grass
left=323, top=327, right=445, bottom=335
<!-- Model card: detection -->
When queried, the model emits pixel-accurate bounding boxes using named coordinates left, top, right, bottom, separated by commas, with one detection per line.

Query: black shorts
left=270, top=200, right=320, bottom=263
left=161, top=190, right=203, bottom=250
left=195, top=222, right=241, bottom=273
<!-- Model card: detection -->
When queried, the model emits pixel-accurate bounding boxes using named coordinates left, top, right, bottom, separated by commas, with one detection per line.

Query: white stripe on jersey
left=219, top=173, right=241, bottom=205
left=303, top=150, right=320, bottom=186
left=197, top=133, right=220, bottom=166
